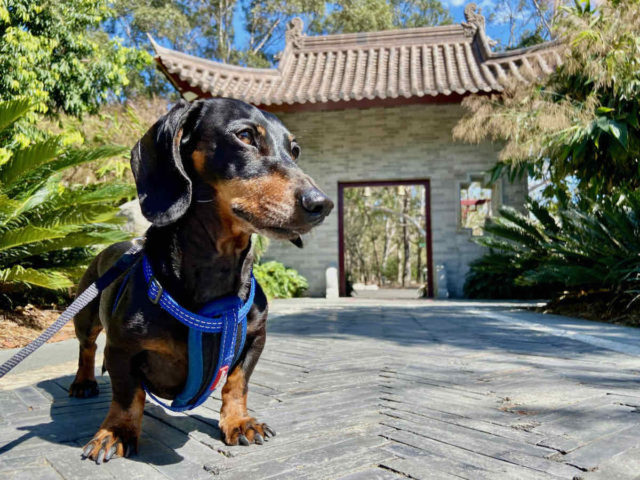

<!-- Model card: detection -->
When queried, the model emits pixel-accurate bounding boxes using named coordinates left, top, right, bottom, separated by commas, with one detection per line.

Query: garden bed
left=0, top=306, right=75, bottom=349
left=539, top=293, right=640, bottom=328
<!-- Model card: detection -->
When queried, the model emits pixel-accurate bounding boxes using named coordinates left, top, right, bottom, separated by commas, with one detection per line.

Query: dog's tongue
left=290, top=236, right=303, bottom=248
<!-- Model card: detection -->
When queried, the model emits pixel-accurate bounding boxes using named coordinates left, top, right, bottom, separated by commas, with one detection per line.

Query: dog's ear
left=131, top=99, right=197, bottom=226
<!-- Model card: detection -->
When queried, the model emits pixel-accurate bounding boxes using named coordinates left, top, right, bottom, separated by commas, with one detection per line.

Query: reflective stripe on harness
left=141, top=255, right=255, bottom=411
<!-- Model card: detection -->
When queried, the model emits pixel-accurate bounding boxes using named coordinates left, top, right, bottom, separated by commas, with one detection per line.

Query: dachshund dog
left=69, top=98, right=333, bottom=463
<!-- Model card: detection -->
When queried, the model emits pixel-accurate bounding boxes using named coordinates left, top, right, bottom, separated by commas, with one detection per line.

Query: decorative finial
left=286, top=17, right=304, bottom=49
left=462, top=3, right=488, bottom=38
left=462, top=3, right=497, bottom=49
left=464, top=3, right=485, bottom=29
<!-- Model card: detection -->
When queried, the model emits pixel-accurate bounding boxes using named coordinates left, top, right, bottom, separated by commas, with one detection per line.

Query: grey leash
left=0, top=240, right=144, bottom=379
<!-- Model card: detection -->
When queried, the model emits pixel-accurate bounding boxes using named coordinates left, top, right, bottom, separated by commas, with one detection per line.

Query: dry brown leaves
left=0, top=305, right=76, bottom=349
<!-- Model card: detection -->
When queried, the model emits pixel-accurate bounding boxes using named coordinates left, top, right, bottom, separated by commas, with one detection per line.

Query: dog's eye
left=291, top=143, right=301, bottom=161
left=236, top=129, right=254, bottom=146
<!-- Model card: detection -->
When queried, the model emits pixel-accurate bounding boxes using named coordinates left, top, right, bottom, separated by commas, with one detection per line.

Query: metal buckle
left=147, top=277, right=163, bottom=304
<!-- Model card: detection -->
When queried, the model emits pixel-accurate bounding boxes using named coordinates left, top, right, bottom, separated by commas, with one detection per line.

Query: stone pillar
left=325, top=266, right=339, bottom=299
left=436, top=264, right=449, bottom=299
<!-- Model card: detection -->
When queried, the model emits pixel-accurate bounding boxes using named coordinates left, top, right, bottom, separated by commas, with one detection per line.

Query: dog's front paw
left=81, top=428, right=137, bottom=464
left=220, top=417, right=276, bottom=446
left=69, top=379, right=99, bottom=398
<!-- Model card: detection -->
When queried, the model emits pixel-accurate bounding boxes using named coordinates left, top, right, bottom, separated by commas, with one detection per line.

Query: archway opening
left=338, top=180, right=433, bottom=298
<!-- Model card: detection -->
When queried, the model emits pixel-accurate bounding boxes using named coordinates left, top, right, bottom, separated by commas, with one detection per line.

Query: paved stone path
left=1, top=300, right=640, bottom=479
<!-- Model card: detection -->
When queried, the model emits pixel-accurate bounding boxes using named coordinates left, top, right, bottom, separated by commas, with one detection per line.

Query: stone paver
left=1, top=299, right=640, bottom=479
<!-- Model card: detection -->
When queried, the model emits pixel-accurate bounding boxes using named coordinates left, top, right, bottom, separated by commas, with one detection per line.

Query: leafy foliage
left=44, top=96, right=170, bottom=182
left=0, top=100, right=135, bottom=307
left=454, top=0, right=640, bottom=198
left=250, top=234, right=308, bottom=299
left=254, top=261, right=309, bottom=299
left=488, top=0, right=562, bottom=49
left=465, top=192, right=640, bottom=303
left=107, top=0, right=452, bottom=92
left=0, top=0, right=149, bottom=117
left=312, top=0, right=451, bottom=34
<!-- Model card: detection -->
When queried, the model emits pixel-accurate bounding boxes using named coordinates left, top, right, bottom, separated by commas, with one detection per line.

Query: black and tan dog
left=69, top=98, right=333, bottom=463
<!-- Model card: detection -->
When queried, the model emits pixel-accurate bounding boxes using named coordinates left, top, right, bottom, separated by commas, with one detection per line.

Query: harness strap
left=144, top=257, right=229, bottom=332
left=141, top=255, right=255, bottom=411
left=0, top=240, right=144, bottom=379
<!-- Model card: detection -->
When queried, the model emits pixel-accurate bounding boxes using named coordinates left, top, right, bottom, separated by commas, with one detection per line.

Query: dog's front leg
left=82, top=346, right=145, bottom=463
left=219, top=323, right=275, bottom=446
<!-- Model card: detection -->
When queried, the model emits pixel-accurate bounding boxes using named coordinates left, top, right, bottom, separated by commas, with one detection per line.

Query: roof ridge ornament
left=286, top=17, right=304, bottom=49
left=463, top=3, right=485, bottom=30
left=462, top=3, right=497, bottom=48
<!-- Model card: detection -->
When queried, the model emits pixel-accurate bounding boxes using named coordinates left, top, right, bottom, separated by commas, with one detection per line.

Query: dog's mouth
left=266, top=227, right=304, bottom=248
left=231, top=207, right=307, bottom=248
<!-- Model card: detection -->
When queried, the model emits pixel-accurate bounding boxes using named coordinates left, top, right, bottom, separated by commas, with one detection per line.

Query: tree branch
left=366, top=205, right=426, bottom=236
left=530, top=0, right=553, bottom=38
left=252, top=18, right=281, bottom=54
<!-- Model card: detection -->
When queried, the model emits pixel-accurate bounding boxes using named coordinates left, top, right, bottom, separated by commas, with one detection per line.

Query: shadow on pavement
left=0, top=374, right=226, bottom=467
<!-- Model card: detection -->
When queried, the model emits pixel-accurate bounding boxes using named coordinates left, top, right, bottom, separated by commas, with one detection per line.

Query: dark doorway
left=338, top=180, right=433, bottom=298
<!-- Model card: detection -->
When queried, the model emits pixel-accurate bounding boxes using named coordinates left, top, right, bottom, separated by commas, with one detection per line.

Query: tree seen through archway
left=343, top=185, right=427, bottom=292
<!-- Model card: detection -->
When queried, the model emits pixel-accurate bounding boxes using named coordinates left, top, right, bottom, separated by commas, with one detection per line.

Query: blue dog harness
left=141, top=255, right=256, bottom=411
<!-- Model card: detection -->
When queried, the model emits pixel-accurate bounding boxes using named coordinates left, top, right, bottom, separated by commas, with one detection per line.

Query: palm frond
left=6, top=145, right=128, bottom=198
left=0, top=99, right=33, bottom=132
left=528, top=199, right=560, bottom=234
left=0, top=225, right=77, bottom=252
left=0, top=103, right=133, bottom=299
left=29, top=183, right=135, bottom=215
left=8, top=180, right=57, bottom=218
left=466, top=191, right=640, bottom=300
left=483, top=221, right=544, bottom=251
left=497, top=206, right=547, bottom=242
left=0, top=194, right=20, bottom=217
left=0, top=137, right=61, bottom=188
left=47, top=145, right=128, bottom=174
left=0, top=229, right=130, bottom=266
left=28, top=204, right=119, bottom=228
left=0, top=265, right=73, bottom=290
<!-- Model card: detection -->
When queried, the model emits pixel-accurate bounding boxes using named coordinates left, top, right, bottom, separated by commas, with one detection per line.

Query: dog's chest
left=139, top=337, right=189, bottom=398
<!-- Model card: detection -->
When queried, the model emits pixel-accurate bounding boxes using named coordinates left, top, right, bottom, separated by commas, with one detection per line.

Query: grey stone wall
left=263, top=103, right=527, bottom=298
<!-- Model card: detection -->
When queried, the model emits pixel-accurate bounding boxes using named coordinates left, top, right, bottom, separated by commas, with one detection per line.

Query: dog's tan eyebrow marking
left=256, top=125, right=266, bottom=137
left=192, top=150, right=207, bottom=174
left=288, top=134, right=295, bottom=142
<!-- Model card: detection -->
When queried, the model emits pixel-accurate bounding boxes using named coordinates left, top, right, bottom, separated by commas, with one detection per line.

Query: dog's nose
left=301, top=188, right=333, bottom=219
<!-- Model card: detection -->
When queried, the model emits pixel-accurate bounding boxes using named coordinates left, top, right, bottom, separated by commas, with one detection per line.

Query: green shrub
left=464, top=252, right=553, bottom=299
left=250, top=234, right=309, bottom=299
left=465, top=192, right=640, bottom=302
left=0, top=99, right=135, bottom=308
left=253, top=261, right=308, bottom=299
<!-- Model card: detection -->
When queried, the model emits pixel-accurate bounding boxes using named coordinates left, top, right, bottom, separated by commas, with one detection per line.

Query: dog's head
left=131, top=98, right=333, bottom=248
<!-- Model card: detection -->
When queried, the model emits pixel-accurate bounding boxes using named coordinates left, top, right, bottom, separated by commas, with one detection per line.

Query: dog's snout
left=300, top=188, right=333, bottom=219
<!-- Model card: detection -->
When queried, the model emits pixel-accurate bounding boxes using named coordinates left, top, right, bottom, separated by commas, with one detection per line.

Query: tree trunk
left=381, top=218, right=394, bottom=284
left=416, top=244, right=422, bottom=283
left=396, top=240, right=402, bottom=285
left=401, top=195, right=411, bottom=287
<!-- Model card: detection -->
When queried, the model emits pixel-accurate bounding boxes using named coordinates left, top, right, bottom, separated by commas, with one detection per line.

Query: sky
left=230, top=0, right=527, bottom=57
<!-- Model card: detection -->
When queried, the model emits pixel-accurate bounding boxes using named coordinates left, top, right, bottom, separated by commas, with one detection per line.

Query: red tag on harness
left=210, top=365, right=229, bottom=390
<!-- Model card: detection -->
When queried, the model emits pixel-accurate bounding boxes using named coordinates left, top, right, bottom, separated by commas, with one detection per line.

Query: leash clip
left=147, top=277, right=163, bottom=304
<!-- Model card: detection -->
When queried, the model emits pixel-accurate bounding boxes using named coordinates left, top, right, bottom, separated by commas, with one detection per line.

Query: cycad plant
left=465, top=192, right=640, bottom=303
left=0, top=99, right=135, bottom=307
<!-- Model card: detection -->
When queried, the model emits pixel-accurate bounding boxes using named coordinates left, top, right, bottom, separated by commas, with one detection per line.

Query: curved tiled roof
left=151, top=4, right=562, bottom=108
